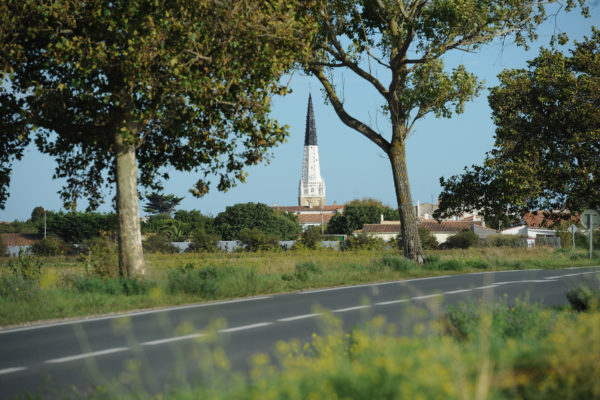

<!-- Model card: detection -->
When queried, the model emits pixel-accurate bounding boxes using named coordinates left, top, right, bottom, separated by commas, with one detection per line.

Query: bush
left=442, top=297, right=554, bottom=341
left=0, top=274, right=40, bottom=301
left=377, top=254, right=419, bottom=272
left=67, top=276, right=153, bottom=295
left=342, top=235, right=385, bottom=251
left=143, top=233, right=179, bottom=254
left=82, top=236, right=118, bottom=277
left=239, top=228, right=280, bottom=252
left=9, top=250, right=43, bottom=281
left=187, top=230, right=220, bottom=253
left=300, top=226, right=323, bottom=249
left=167, top=264, right=219, bottom=297
left=566, top=285, right=600, bottom=312
left=294, top=261, right=323, bottom=281
left=446, top=229, right=479, bottom=249
left=31, top=236, right=74, bottom=256
left=418, top=227, right=439, bottom=250
left=485, top=234, right=525, bottom=247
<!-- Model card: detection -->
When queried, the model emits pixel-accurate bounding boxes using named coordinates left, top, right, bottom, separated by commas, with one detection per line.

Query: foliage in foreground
left=137, top=298, right=599, bottom=400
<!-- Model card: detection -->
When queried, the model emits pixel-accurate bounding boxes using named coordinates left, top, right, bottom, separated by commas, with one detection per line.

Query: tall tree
left=326, top=198, right=398, bottom=234
left=435, top=29, right=600, bottom=223
left=143, top=193, right=184, bottom=216
left=0, top=0, right=314, bottom=276
left=305, top=0, right=586, bottom=263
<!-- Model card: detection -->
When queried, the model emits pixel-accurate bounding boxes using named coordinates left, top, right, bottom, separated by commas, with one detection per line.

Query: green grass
left=1, top=246, right=599, bottom=327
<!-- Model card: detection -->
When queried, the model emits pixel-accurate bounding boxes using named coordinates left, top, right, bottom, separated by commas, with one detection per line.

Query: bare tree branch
left=310, top=66, right=390, bottom=152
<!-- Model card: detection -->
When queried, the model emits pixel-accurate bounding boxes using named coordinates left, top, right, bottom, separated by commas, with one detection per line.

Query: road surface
left=1, top=266, right=598, bottom=398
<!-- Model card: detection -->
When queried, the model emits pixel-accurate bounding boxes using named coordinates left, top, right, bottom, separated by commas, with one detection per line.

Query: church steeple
left=299, top=94, right=326, bottom=207
left=304, top=94, right=318, bottom=146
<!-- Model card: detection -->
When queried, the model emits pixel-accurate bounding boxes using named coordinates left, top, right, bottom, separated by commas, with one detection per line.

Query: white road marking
left=219, top=322, right=272, bottom=333
left=475, top=285, right=498, bottom=290
left=444, top=289, right=473, bottom=295
left=0, top=367, right=26, bottom=375
left=375, top=299, right=411, bottom=306
left=142, top=333, right=205, bottom=346
left=277, top=313, right=323, bottom=322
left=545, top=271, right=599, bottom=280
left=333, top=305, right=371, bottom=313
left=495, top=280, right=557, bottom=285
left=0, top=296, right=273, bottom=335
left=411, top=294, right=443, bottom=300
left=45, top=347, right=129, bottom=364
left=299, top=276, right=450, bottom=294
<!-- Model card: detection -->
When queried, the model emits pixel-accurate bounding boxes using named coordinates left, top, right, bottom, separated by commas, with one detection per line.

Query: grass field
left=1, top=246, right=599, bottom=327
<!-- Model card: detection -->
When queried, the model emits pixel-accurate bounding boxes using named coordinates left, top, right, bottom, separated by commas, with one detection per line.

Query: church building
left=298, top=94, right=326, bottom=207
left=273, top=94, right=344, bottom=230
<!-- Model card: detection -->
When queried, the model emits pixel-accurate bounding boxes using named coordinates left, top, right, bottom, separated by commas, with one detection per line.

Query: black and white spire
left=304, top=94, right=318, bottom=146
left=299, top=94, right=326, bottom=207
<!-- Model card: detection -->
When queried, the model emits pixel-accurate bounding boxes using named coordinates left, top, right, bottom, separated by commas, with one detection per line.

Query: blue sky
left=1, top=5, right=598, bottom=221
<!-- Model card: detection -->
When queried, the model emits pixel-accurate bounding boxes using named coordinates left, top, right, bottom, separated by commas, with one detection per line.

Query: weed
left=66, top=275, right=154, bottom=296
left=9, top=250, right=43, bottom=281
left=167, top=264, right=219, bottom=298
left=294, top=261, right=322, bottom=281
left=441, top=297, right=555, bottom=341
left=378, top=254, right=419, bottom=272
left=566, top=285, right=600, bottom=312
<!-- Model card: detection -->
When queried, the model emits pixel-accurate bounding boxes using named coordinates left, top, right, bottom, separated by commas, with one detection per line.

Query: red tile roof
left=1, top=233, right=41, bottom=247
left=297, top=213, right=335, bottom=224
left=363, top=224, right=401, bottom=233
left=521, top=211, right=578, bottom=228
left=273, top=205, right=344, bottom=213
left=419, top=220, right=484, bottom=232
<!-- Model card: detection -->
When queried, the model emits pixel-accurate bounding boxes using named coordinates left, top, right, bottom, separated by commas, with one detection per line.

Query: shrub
left=167, top=264, right=219, bottom=297
left=294, top=261, right=322, bottom=281
left=377, top=254, right=419, bottom=272
left=446, top=229, right=479, bottom=249
left=9, top=250, right=42, bottom=281
left=342, top=235, right=385, bottom=251
left=142, top=233, right=179, bottom=254
left=82, top=236, right=118, bottom=277
left=31, top=236, right=73, bottom=256
left=239, top=228, right=280, bottom=252
left=566, top=285, right=600, bottom=312
left=441, top=297, right=554, bottom=341
left=485, top=234, right=525, bottom=247
left=301, top=226, right=323, bottom=249
left=418, top=227, right=439, bottom=250
left=67, top=276, right=153, bottom=295
left=0, top=275, right=40, bottom=301
left=187, top=230, right=220, bottom=253
left=464, top=259, right=489, bottom=269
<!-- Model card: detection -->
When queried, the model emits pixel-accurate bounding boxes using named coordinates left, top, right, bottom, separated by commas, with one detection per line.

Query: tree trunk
left=389, top=140, right=425, bottom=264
left=115, top=130, right=146, bottom=277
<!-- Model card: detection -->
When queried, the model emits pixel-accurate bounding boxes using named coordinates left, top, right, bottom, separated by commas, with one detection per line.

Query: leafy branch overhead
left=0, top=0, right=316, bottom=210
left=302, top=0, right=586, bottom=263
left=436, top=28, right=600, bottom=222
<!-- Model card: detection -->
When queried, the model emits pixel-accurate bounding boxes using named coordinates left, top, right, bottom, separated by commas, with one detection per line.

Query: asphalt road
left=1, top=266, right=599, bottom=399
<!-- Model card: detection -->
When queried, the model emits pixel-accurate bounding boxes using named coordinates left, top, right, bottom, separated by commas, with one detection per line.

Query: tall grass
left=1, top=246, right=599, bottom=326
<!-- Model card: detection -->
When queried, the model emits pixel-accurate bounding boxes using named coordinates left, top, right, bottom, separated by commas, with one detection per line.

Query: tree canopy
left=326, top=198, right=398, bottom=234
left=143, top=193, right=184, bottom=216
left=0, top=0, right=315, bottom=276
left=304, top=0, right=587, bottom=263
left=435, top=29, right=600, bottom=224
left=213, top=202, right=300, bottom=241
